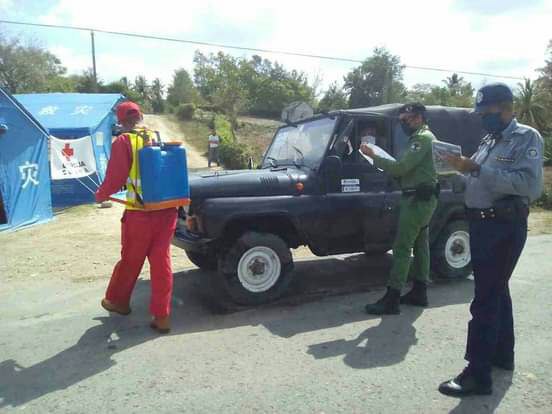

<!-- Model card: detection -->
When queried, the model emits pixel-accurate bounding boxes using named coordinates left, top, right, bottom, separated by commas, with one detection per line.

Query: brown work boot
left=150, top=316, right=171, bottom=334
left=101, top=298, right=131, bottom=315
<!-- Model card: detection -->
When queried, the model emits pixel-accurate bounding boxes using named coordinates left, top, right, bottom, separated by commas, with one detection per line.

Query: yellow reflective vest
left=125, top=127, right=157, bottom=210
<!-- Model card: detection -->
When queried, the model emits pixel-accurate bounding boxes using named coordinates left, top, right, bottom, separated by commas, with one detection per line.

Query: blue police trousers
left=465, top=214, right=527, bottom=382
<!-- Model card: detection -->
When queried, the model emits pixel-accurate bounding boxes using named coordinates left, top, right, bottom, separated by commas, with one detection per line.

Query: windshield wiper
left=291, top=145, right=305, bottom=167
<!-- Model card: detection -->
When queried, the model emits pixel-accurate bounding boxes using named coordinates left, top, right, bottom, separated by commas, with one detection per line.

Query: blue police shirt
left=464, top=118, right=544, bottom=208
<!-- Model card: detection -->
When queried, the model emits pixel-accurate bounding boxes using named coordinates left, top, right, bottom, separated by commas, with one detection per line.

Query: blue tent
left=15, top=93, right=124, bottom=207
left=0, top=88, right=53, bottom=231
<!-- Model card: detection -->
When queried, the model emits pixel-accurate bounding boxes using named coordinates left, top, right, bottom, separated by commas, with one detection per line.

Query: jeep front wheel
left=216, top=232, right=294, bottom=305
left=431, top=220, right=472, bottom=279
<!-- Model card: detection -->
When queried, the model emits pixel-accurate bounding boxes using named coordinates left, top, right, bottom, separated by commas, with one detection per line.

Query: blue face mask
left=481, top=112, right=506, bottom=134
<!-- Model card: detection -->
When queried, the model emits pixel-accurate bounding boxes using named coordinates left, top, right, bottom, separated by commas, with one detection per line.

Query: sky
left=1, top=0, right=551, bottom=95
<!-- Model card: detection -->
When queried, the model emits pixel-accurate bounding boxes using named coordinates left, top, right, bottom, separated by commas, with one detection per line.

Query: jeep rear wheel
left=431, top=220, right=472, bottom=279
left=185, top=250, right=217, bottom=271
left=215, top=232, right=294, bottom=305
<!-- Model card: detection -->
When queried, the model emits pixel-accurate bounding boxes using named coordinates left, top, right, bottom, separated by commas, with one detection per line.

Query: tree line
left=1, top=31, right=552, bottom=135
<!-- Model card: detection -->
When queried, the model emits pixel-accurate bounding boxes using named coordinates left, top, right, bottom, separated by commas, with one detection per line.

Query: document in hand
left=432, top=140, right=462, bottom=175
left=358, top=144, right=396, bottom=167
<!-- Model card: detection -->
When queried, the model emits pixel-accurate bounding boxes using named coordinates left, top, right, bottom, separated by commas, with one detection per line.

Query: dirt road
left=143, top=114, right=208, bottom=170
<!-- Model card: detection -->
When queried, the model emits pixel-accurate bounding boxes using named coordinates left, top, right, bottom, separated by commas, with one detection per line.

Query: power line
left=0, top=19, right=526, bottom=81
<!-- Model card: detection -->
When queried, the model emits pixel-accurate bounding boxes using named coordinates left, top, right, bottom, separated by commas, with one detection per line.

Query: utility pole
left=90, top=31, right=98, bottom=91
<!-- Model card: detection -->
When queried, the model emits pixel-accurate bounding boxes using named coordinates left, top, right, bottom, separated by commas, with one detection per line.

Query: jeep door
left=323, top=117, right=388, bottom=255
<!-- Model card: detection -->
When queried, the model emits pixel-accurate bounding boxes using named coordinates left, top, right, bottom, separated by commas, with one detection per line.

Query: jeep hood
left=189, top=168, right=309, bottom=200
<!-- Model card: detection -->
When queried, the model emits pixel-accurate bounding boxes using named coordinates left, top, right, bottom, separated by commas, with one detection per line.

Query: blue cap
left=474, top=83, right=514, bottom=113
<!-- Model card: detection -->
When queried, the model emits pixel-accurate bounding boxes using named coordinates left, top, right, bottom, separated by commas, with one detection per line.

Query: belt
left=402, top=183, right=440, bottom=200
left=466, top=204, right=529, bottom=221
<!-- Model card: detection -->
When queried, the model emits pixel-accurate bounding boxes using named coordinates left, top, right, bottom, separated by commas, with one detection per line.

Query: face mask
left=481, top=112, right=507, bottom=134
left=400, top=120, right=416, bottom=136
left=361, top=135, right=376, bottom=145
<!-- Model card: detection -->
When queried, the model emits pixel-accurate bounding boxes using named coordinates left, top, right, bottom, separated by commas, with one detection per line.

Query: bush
left=176, top=103, right=196, bottom=120
left=544, top=135, right=552, bottom=167
left=211, top=114, right=253, bottom=169
left=219, top=140, right=254, bottom=170
left=213, top=114, right=235, bottom=144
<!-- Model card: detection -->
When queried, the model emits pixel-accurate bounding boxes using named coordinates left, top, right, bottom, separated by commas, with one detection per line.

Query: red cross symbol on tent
left=62, top=143, right=74, bottom=161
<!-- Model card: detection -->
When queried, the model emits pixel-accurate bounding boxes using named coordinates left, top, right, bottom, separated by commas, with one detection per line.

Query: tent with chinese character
left=15, top=93, right=124, bottom=207
left=0, top=88, right=53, bottom=231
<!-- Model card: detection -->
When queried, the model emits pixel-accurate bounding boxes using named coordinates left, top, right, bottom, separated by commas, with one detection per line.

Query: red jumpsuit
left=96, top=134, right=177, bottom=318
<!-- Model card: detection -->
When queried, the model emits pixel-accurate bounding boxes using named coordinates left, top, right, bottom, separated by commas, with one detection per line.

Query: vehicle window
left=263, top=117, right=336, bottom=168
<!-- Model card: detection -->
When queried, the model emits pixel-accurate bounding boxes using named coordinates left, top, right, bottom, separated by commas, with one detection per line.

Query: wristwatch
left=470, top=163, right=481, bottom=177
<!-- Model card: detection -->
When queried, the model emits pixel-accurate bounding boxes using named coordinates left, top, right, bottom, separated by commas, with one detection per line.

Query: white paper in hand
left=432, top=140, right=462, bottom=175
left=358, top=144, right=396, bottom=166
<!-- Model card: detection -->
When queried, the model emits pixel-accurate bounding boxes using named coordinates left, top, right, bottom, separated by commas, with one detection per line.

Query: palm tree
left=515, top=78, right=548, bottom=131
left=443, top=73, right=464, bottom=97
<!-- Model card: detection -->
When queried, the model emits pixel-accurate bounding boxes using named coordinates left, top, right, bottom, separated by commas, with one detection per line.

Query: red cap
left=116, top=101, right=142, bottom=123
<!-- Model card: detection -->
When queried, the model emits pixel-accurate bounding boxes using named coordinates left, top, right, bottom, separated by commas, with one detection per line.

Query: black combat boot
left=364, top=288, right=401, bottom=315
left=400, top=280, right=428, bottom=307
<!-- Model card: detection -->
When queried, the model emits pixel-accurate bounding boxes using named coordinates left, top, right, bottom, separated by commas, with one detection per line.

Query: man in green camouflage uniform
left=361, top=103, right=438, bottom=315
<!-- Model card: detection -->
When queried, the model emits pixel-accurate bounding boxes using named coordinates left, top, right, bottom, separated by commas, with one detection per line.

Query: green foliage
left=0, top=34, right=67, bottom=93
left=213, top=114, right=235, bottom=144
left=344, top=47, right=407, bottom=108
left=193, top=51, right=315, bottom=121
left=515, top=78, right=549, bottom=131
left=406, top=74, right=474, bottom=108
left=176, top=103, right=196, bottom=121
left=194, top=52, right=248, bottom=126
left=543, top=135, right=552, bottom=166
left=244, top=55, right=315, bottom=118
left=211, top=114, right=253, bottom=169
left=167, top=69, right=198, bottom=107
left=68, top=69, right=100, bottom=93
left=102, top=77, right=141, bottom=102
left=318, top=82, right=348, bottom=112
left=44, top=75, right=77, bottom=92
left=150, top=78, right=165, bottom=114
left=218, top=140, right=254, bottom=170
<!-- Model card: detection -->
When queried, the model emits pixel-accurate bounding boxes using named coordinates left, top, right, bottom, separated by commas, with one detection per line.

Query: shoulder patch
left=410, top=142, right=422, bottom=152
left=526, top=147, right=539, bottom=160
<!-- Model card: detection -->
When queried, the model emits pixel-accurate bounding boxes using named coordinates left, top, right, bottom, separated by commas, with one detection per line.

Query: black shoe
left=365, top=288, right=401, bottom=315
left=439, top=368, right=492, bottom=397
left=492, top=357, right=514, bottom=371
left=400, top=280, right=428, bottom=307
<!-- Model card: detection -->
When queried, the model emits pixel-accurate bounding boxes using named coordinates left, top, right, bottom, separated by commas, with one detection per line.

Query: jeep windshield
left=262, top=116, right=336, bottom=169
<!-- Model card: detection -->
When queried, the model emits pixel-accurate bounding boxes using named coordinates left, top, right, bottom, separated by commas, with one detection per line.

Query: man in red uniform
left=96, top=101, right=177, bottom=334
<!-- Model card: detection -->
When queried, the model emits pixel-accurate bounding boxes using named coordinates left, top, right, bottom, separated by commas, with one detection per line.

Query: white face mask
left=361, top=135, right=376, bottom=145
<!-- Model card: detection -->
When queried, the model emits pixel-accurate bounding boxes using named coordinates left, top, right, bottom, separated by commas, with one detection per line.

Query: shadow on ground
left=0, top=253, right=476, bottom=409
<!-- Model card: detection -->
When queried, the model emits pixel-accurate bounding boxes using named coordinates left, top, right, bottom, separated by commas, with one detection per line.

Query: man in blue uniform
left=439, top=83, right=544, bottom=397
